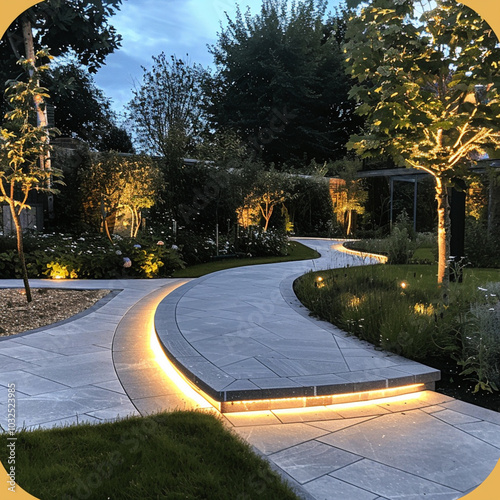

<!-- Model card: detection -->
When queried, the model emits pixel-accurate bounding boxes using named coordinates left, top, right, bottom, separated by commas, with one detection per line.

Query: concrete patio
left=0, top=239, right=499, bottom=499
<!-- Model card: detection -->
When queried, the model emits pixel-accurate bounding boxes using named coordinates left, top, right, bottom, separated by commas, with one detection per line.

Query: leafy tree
left=207, top=0, right=361, bottom=167
left=0, top=54, right=61, bottom=302
left=1, top=0, right=122, bottom=78
left=331, top=156, right=367, bottom=235
left=127, top=53, right=209, bottom=166
left=46, top=63, right=133, bottom=152
left=80, top=153, right=162, bottom=240
left=344, top=0, right=500, bottom=288
left=235, top=166, right=295, bottom=231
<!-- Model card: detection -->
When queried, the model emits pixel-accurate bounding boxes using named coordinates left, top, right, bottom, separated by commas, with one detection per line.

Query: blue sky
left=94, top=0, right=342, bottom=116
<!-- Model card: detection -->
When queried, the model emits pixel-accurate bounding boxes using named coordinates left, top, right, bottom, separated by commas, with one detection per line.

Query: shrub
left=0, top=233, right=184, bottom=279
left=465, top=218, right=500, bottom=268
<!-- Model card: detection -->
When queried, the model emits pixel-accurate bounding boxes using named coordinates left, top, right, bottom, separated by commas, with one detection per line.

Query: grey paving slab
left=302, top=475, right=379, bottom=500
left=233, top=422, right=330, bottom=455
left=454, top=421, right=500, bottom=449
left=270, top=440, right=362, bottom=484
left=317, top=409, right=500, bottom=492
left=431, top=408, right=483, bottom=425
left=155, top=238, right=439, bottom=405
left=2, top=244, right=500, bottom=500
left=0, top=370, right=70, bottom=396
left=330, top=459, right=462, bottom=499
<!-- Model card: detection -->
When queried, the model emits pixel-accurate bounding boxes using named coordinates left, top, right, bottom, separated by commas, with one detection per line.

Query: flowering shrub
left=234, top=228, right=290, bottom=257
left=0, top=233, right=184, bottom=279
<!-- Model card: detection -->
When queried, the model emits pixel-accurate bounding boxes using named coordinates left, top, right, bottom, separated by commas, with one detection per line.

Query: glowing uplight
left=400, top=281, right=408, bottom=290
left=315, top=276, right=325, bottom=288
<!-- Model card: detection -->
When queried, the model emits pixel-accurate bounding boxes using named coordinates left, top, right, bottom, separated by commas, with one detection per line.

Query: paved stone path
left=0, top=239, right=499, bottom=499
left=155, top=239, right=439, bottom=410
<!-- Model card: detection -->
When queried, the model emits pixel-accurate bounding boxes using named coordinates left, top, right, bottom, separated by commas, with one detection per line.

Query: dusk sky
left=93, top=0, right=343, bottom=116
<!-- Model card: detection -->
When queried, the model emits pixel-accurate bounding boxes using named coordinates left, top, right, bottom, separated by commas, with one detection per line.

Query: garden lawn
left=173, top=240, right=320, bottom=278
left=0, top=411, right=299, bottom=500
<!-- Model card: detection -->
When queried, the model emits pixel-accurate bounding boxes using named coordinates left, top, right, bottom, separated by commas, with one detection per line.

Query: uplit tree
left=0, top=54, right=61, bottom=302
left=331, top=157, right=367, bottom=236
left=80, top=153, right=162, bottom=240
left=344, top=0, right=500, bottom=289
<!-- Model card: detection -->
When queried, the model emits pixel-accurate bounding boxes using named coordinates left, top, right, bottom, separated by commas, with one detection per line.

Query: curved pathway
left=155, top=239, right=439, bottom=411
left=0, top=240, right=499, bottom=500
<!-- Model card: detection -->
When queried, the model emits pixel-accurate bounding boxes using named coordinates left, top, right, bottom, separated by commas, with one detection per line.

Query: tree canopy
left=46, top=63, right=133, bottom=152
left=206, top=0, right=361, bottom=167
left=344, top=0, right=500, bottom=286
left=1, top=0, right=122, bottom=74
left=127, top=53, right=209, bottom=166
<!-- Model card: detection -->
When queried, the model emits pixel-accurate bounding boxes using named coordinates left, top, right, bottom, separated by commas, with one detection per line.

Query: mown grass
left=0, top=411, right=299, bottom=500
left=173, top=240, right=319, bottom=278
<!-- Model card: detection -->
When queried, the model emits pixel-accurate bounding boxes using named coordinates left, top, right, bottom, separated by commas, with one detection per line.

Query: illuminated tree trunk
left=8, top=202, right=32, bottom=303
left=22, top=16, right=53, bottom=201
left=435, top=176, right=450, bottom=301
left=346, top=210, right=353, bottom=236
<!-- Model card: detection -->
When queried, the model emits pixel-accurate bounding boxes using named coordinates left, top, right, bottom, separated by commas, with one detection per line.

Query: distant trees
left=46, top=63, right=133, bottom=152
left=206, top=0, right=361, bottom=167
left=345, top=0, right=500, bottom=287
left=127, top=54, right=209, bottom=166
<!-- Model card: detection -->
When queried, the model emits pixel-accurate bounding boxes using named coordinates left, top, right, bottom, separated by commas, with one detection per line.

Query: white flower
left=171, top=244, right=178, bottom=250
left=116, top=250, right=122, bottom=255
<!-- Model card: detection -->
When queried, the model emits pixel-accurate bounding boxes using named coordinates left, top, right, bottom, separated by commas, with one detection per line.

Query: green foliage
left=344, top=0, right=500, bottom=284
left=0, top=411, right=299, bottom=500
left=207, top=0, right=361, bottom=166
left=386, top=212, right=417, bottom=264
left=294, top=263, right=500, bottom=391
left=127, top=54, right=209, bottom=163
left=0, top=234, right=184, bottom=279
left=465, top=218, right=500, bottom=268
left=287, top=175, right=334, bottom=237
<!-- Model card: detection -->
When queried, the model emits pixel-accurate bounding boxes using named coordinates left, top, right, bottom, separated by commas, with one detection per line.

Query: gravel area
left=0, top=288, right=110, bottom=336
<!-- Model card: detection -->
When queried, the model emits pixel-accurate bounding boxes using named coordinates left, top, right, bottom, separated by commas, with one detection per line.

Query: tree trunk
left=346, top=210, right=353, bottom=236
left=22, top=16, right=53, bottom=208
left=9, top=203, right=32, bottom=303
left=435, top=176, right=450, bottom=302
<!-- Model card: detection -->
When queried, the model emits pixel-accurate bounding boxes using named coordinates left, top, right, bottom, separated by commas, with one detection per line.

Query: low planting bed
left=294, top=264, right=500, bottom=412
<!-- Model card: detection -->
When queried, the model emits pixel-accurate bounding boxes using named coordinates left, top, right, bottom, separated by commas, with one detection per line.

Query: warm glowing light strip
left=333, top=242, right=388, bottom=263
left=220, top=384, right=426, bottom=413
left=150, top=296, right=427, bottom=414
left=149, top=328, right=215, bottom=410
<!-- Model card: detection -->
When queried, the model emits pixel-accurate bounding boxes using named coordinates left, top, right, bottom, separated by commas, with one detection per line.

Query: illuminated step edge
left=153, top=326, right=438, bottom=413
left=154, top=281, right=440, bottom=413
